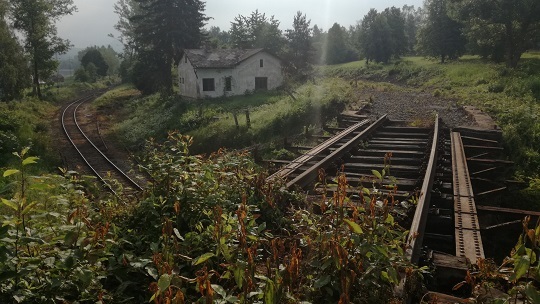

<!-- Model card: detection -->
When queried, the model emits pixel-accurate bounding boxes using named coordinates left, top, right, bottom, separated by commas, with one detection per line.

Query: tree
left=10, top=0, right=76, bottom=99
left=359, top=9, right=379, bottom=63
left=130, top=0, right=207, bottom=95
left=285, top=11, right=313, bottom=76
left=325, top=23, right=351, bottom=64
left=205, top=26, right=231, bottom=48
left=402, top=5, right=423, bottom=55
left=229, top=10, right=285, bottom=54
left=311, top=24, right=326, bottom=64
left=113, top=0, right=141, bottom=58
left=0, top=1, right=30, bottom=101
left=81, top=49, right=109, bottom=77
left=416, top=0, right=466, bottom=63
left=358, top=8, right=407, bottom=64
left=451, top=0, right=540, bottom=67
left=383, top=7, right=407, bottom=59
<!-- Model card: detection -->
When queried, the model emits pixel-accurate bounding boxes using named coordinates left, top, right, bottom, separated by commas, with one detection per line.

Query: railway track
left=61, top=93, right=144, bottom=196
left=267, top=111, right=517, bottom=298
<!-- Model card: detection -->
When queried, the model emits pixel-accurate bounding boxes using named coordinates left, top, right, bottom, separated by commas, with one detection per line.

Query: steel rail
left=267, top=119, right=370, bottom=183
left=61, top=94, right=144, bottom=193
left=406, top=114, right=439, bottom=263
left=287, top=114, right=388, bottom=189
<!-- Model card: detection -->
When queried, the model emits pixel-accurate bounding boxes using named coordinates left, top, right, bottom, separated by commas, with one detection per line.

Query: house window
left=255, top=77, right=268, bottom=90
left=225, top=77, right=232, bottom=91
left=260, top=59, right=264, bottom=67
left=203, top=78, right=215, bottom=91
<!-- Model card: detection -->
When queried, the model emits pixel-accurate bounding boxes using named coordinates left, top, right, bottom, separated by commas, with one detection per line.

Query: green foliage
left=451, top=0, right=540, bottom=68
left=112, top=78, right=352, bottom=154
left=0, top=13, right=30, bottom=101
left=416, top=0, right=466, bottom=63
left=135, top=134, right=420, bottom=303
left=229, top=10, right=285, bottom=55
left=129, top=0, right=207, bottom=95
left=359, top=7, right=408, bottom=64
left=284, top=11, right=314, bottom=78
left=9, top=0, right=77, bottom=99
left=80, top=49, right=109, bottom=77
left=457, top=216, right=540, bottom=303
left=1, top=135, right=422, bottom=302
left=325, top=23, right=357, bottom=64
left=0, top=100, right=58, bottom=170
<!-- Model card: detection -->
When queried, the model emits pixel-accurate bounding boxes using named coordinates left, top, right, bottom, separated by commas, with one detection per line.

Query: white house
left=178, top=48, right=283, bottom=99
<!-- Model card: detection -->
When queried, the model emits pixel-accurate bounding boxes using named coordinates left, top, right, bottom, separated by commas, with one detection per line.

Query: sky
left=57, top=0, right=424, bottom=50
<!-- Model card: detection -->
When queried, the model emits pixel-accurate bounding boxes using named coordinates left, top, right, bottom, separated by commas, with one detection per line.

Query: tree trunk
left=33, top=58, right=42, bottom=100
left=504, top=21, right=518, bottom=68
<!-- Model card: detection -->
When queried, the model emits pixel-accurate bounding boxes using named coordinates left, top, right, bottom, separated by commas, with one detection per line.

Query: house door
left=255, top=77, right=268, bottom=90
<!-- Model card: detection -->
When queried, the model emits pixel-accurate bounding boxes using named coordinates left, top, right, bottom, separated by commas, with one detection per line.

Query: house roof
left=184, top=48, right=266, bottom=69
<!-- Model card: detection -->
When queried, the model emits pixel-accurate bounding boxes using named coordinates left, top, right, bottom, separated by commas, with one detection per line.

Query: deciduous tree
left=416, top=0, right=466, bottom=63
left=451, top=0, right=540, bottom=67
left=0, top=1, right=29, bottom=101
left=81, top=49, right=109, bottom=77
left=10, top=0, right=76, bottom=99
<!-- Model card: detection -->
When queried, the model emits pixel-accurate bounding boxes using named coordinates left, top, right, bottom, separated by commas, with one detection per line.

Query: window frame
left=255, top=77, right=268, bottom=90
left=202, top=78, right=215, bottom=91
left=225, top=77, right=232, bottom=91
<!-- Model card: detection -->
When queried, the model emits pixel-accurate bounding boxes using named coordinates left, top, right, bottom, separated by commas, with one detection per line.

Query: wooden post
left=233, top=111, right=239, bottom=129
left=245, top=108, right=251, bottom=129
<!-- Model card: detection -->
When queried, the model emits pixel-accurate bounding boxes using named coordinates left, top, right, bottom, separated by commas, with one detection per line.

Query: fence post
left=233, top=110, right=239, bottom=129
left=245, top=108, right=251, bottom=129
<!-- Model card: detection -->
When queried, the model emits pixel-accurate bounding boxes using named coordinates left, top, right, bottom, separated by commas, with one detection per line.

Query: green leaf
left=385, top=214, right=395, bottom=225
left=21, top=201, right=39, bottom=215
left=526, top=282, right=540, bottom=303
left=387, top=267, right=399, bottom=285
left=264, top=279, right=275, bottom=304
left=1, top=198, right=18, bottom=211
left=78, top=270, right=92, bottom=288
left=64, top=231, right=78, bottom=247
left=212, top=284, right=227, bottom=298
left=313, top=275, right=331, bottom=288
left=362, top=187, right=371, bottom=195
left=3, top=169, right=19, bottom=177
left=511, top=254, right=530, bottom=281
left=343, top=218, right=363, bottom=234
left=157, top=274, right=171, bottom=293
left=22, top=156, right=39, bottom=166
left=372, top=170, right=382, bottom=180
left=192, top=252, right=215, bottom=265
left=64, top=256, right=75, bottom=269
left=0, top=270, right=17, bottom=282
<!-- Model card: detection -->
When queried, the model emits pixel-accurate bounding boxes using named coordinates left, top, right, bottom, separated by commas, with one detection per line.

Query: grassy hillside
left=98, top=78, right=357, bottom=154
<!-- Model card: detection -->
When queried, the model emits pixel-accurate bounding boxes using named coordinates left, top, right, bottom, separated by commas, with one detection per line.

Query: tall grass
left=113, top=78, right=355, bottom=153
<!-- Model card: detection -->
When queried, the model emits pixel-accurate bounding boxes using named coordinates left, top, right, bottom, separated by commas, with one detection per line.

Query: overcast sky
left=57, top=0, right=424, bottom=50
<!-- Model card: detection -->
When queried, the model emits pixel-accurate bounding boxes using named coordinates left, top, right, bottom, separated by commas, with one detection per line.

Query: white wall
left=178, top=55, right=199, bottom=98
left=178, top=51, right=283, bottom=99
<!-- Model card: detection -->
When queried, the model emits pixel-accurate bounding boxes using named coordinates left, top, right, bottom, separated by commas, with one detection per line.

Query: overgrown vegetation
left=103, top=78, right=354, bottom=154
left=1, top=138, right=427, bottom=303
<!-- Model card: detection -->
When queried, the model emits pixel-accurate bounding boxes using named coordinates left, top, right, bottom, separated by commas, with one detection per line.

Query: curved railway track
left=61, top=93, right=144, bottom=196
